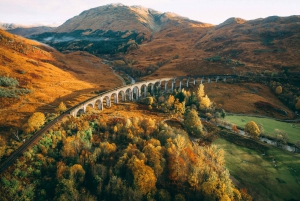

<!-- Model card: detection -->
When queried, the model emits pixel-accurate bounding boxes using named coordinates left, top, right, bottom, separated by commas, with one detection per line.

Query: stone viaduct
left=69, top=75, right=236, bottom=117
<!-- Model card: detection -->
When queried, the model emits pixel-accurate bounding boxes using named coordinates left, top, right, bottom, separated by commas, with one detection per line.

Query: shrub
left=0, top=76, right=19, bottom=87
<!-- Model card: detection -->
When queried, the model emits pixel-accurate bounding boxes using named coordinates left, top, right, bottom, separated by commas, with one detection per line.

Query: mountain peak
left=55, top=4, right=204, bottom=34
left=216, top=17, right=246, bottom=28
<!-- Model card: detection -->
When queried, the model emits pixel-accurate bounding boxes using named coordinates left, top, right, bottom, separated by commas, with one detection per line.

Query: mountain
left=29, top=4, right=212, bottom=55
left=0, top=29, right=121, bottom=130
left=0, top=22, right=55, bottom=37
left=0, top=22, right=24, bottom=30
left=29, top=4, right=300, bottom=79
left=7, top=26, right=55, bottom=37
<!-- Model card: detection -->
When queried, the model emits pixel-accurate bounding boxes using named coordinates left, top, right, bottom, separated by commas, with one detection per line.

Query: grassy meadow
left=214, top=138, right=300, bottom=201
left=225, top=115, right=300, bottom=143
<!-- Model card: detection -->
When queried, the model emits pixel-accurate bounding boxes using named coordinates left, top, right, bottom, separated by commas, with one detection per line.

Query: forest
left=0, top=85, right=252, bottom=201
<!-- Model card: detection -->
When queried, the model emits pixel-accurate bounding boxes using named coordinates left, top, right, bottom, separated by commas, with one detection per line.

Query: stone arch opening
left=118, top=90, right=125, bottom=102
left=76, top=108, right=84, bottom=116
left=132, top=86, right=140, bottom=100
left=95, top=99, right=103, bottom=110
left=110, top=93, right=118, bottom=104
left=125, top=88, right=132, bottom=101
left=103, top=96, right=111, bottom=107
left=140, top=84, right=148, bottom=98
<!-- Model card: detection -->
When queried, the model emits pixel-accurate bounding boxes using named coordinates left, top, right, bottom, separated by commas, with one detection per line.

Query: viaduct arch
left=69, top=75, right=235, bottom=117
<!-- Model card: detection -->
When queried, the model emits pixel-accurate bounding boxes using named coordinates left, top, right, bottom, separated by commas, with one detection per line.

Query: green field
left=214, top=138, right=300, bottom=201
left=225, top=115, right=300, bottom=143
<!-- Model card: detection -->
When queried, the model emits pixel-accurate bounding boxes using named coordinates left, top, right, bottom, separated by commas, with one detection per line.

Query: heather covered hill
left=0, top=29, right=121, bottom=131
left=29, top=4, right=300, bottom=78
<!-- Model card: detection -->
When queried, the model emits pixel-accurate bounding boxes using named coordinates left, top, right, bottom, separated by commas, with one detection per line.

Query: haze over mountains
left=0, top=22, right=55, bottom=37
left=2, top=4, right=300, bottom=78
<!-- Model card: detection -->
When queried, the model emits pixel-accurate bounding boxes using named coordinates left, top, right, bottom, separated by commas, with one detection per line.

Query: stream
left=223, top=125, right=296, bottom=152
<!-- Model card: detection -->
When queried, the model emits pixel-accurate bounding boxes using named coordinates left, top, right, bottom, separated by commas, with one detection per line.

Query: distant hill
left=29, top=4, right=300, bottom=78
left=7, top=26, right=55, bottom=37
left=0, top=22, right=55, bottom=37
left=0, top=22, right=24, bottom=30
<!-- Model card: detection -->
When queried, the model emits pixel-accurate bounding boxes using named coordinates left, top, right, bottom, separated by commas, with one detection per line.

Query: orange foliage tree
left=128, top=155, right=157, bottom=195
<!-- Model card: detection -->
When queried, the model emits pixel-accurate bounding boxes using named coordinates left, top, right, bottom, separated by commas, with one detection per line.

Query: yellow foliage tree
left=70, top=164, right=85, bottom=183
left=57, top=102, right=67, bottom=113
left=174, top=99, right=185, bottom=114
left=183, top=109, right=203, bottom=137
left=200, top=95, right=211, bottom=110
left=275, top=86, right=282, bottom=94
left=197, top=84, right=205, bottom=98
left=143, top=143, right=163, bottom=176
left=24, top=112, right=45, bottom=133
left=244, top=121, right=260, bottom=138
left=196, top=84, right=211, bottom=110
left=61, top=136, right=82, bottom=158
left=128, top=155, right=157, bottom=195
left=166, top=95, right=175, bottom=108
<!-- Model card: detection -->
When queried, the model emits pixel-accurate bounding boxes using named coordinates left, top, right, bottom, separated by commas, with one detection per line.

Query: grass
left=214, top=137, right=300, bottom=201
left=225, top=115, right=300, bottom=143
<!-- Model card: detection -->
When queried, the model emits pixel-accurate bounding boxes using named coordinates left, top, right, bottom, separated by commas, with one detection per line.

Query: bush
left=0, top=76, right=19, bottom=87
left=0, top=88, right=31, bottom=98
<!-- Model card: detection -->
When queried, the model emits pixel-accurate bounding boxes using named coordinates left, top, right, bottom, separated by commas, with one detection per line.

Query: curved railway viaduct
left=70, top=75, right=236, bottom=116
left=0, top=74, right=236, bottom=174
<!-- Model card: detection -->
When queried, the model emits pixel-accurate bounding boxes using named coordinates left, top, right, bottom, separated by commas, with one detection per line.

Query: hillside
left=28, top=5, right=300, bottom=79
left=29, top=4, right=212, bottom=55
left=7, top=26, right=55, bottom=37
left=128, top=15, right=300, bottom=79
left=0, top=29, right=122, bottom=135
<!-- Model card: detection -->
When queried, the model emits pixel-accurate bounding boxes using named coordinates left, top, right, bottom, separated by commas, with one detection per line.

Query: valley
left=0, top=3, right=300, bottom=201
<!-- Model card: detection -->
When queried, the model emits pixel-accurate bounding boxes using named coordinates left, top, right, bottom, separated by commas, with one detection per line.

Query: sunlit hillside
left=0, top=29, right=122, bottom=135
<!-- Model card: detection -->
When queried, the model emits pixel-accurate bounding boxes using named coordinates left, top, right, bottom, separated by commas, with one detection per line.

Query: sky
left=0, top=0, right=299, bottom=26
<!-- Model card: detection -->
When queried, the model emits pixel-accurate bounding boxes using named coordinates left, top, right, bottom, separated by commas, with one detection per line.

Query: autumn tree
left=196, top=84, right=211, bottom=110
left=274, top=129, right=289, bottom=147
left=244, top=121, right=260, bottom=138
left=166, top=95, right=175, bottom=108
left=23, top=112, right=45, bottom=133
left=57, top=102, right=67, bottom=113
left=128, top=155, right=157, bottom=195
left=166, top=139, right=188, bottom=183
left=275, top=86, right=282, bottom=94
left=143, top=143, right=163, bottom=177
left=174, top=99, right=185, bottom=114
left=183, top=109, right=203, bottom=137
left=70, top=164, right=86, bottom=183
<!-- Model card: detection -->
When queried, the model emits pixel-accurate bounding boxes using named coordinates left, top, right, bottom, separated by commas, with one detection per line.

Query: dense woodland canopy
left=0, top=85, right=252, bottom=201
left=0, top=111, right=249, bottom=201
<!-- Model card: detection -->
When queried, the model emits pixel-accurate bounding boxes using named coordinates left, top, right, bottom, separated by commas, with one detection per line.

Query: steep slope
left=0, top=29, right=121, bottom=131
left=30, top=4, right=212, bottom=55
